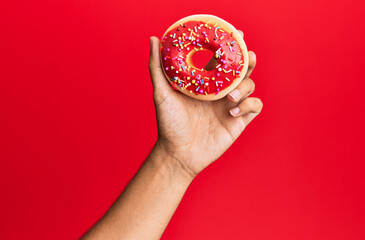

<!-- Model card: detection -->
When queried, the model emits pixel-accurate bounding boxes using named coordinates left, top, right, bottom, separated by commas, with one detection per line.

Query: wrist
left=148, top=141, right=196, bottom=184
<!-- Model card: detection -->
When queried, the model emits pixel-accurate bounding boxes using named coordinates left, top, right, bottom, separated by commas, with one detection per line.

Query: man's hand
left=149, top=31, right=263, bottom=179
left=82, top=33, right=262, bottom=240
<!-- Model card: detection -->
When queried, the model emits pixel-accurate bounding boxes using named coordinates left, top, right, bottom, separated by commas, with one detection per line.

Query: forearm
left=82, top=142, right=193, bottom=240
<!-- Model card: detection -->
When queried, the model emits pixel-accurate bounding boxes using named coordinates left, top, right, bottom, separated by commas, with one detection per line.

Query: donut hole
left=191, top=50, right=216, bottom=71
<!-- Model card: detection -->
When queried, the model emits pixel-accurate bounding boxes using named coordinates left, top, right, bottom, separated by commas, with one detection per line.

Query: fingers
left=246, top=51, right=256, bottom=78
left=227, top=78, right=255, bottom=103
left=229, top=97, right=263, bottom=126
left=237, top=29, right=256, bottom=79
left=149, top=36, right=173, bottom=93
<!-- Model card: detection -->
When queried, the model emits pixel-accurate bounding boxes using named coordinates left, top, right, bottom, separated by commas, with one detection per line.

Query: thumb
left=149, top=36, right=174, bottom=94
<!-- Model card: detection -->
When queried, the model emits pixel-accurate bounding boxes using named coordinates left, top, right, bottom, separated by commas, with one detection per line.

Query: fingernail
left=230, top=107, right=240, bottom=116
left=229, top=89, right=240, bottom=101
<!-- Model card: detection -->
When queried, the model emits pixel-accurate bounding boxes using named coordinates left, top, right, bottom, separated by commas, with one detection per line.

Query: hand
left=149, top=31, right=263, bottom=179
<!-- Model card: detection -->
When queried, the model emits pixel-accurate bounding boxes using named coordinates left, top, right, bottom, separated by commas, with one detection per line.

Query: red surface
left=0, top=0, right=364, bottom=239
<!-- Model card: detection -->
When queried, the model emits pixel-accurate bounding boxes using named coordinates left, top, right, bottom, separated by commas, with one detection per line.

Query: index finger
left=237, top=30, right=256, bottom=78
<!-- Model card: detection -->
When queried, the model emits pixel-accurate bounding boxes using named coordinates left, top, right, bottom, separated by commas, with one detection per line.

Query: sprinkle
left=195, top=26, right=198, bottom=32
left=222, top=68, right=227, bottom=73
left=231, top=41, right=236, bottom=45
left=216, top=64, right=221, bottom=68
left=205, top=37, right=209, bottom=43
left=191, top=70, right=194, bottom=76
left=194, top=47, right=199, bottom=51
left=236, top=65, right=242, bottom=70
left=227, top=69, right=232, bottom=73
left=214, top=23, right=217, bottom=27
left=173, top=33, right=176, bottom=38
left=225, top=77, right=230, bottom=81
left=205, top=91, right=208, bottom=95
left=196, top=86, right=200, bottom=91
left=236, top=52, right=242, bottom=55
left=196, top=43, right=202, bottom=47
left=233, top=71, right=235, bottom=76
left=219, top=29, right=224, bottom=32
left=182, top=65, right=186, bottom=71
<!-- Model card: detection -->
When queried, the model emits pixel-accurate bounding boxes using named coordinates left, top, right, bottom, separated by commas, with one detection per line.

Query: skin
left=82, top=30, right=263, bottom=240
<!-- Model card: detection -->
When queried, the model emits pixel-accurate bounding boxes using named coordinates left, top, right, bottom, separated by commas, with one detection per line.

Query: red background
left=1, top=0, right=364, bottom=239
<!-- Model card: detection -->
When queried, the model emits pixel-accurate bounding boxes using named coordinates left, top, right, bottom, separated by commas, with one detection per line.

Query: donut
left=160, top=14, right=249, bottom=101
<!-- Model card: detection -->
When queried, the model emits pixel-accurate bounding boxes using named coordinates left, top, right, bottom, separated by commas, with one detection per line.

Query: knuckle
left=248, top=78, right=255, bottom=92
left=153, top=89, right=168, bottom=106
left=254, top=98, right=263, bottom=113
left=246, top=98, right=263, bottom=113
left=149, top=59, right=154, bottom=71
left=245, top=98, right=256, bottom=111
